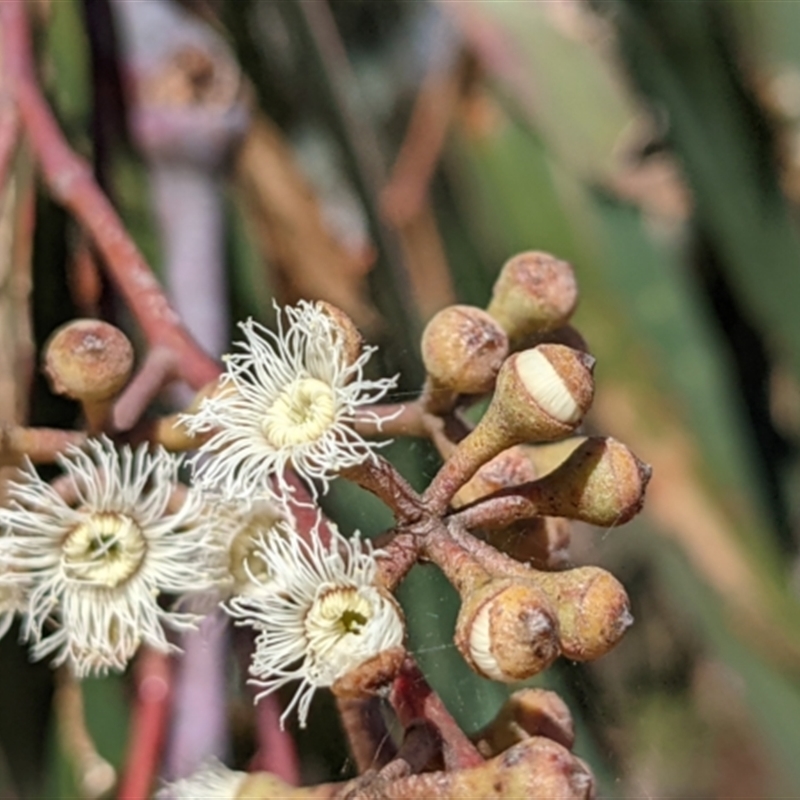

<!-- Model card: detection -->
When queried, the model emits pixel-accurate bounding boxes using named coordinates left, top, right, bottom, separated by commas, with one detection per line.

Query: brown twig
left=336, top=696, right=397, bottom=774
left=0, top=425, right=86, bottom=465
left=341, top=457, right=425, bottom=525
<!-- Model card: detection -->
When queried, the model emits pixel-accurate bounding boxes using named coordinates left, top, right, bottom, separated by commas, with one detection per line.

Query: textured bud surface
left=44, top=319, right=134, bottom=401
left=422, top=304, right=509, bottom=395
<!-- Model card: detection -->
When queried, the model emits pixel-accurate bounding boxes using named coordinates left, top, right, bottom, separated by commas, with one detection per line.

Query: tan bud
left=456, top=579, right=560, bottom=682
left=528, top=437, right=651, bottom=527
left=421, top=305, right=509, bottom=395
left=539, top=566, right=632, bottom=661
left=44, top=320, right=134, bottom=402
left=486, top=345, right=595, bottom=443
left=317, top=301, right=363, bottom=368
left=487, top=251, right=578, bottom=339
left=475, top=688, right=575, bottom=756
left=422, top=346, right=593, bottom=513
left=445, top=736, right=595, bottom=799
left=453, top=446, right=538, bottom=508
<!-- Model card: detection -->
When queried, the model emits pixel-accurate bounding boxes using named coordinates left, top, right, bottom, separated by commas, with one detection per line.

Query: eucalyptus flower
left=0, top=437, right=214, bottom=677
left=181, top=302, right=397, bottom=502
left=227, top=521, right=405, bottom=728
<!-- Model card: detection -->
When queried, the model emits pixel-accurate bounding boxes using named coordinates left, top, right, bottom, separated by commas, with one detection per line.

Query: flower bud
left=455, top=578, right=560, bottom=682
left=421, top=305, right=508, bottom=395
left=475, top=688, right=575, bottom=757
left=485, top=345, right=595, bottom=443
left=44, top=320, right=134, bottom=403
left=453, top=446, right=538, bottom=509
left=446, top=737, right=595, bottom=799
left=422, top=345, right=594, bottom=513
left=487, top=251, right=578, bottom=339
left=525, top=437, right=651, bottom=526
left=539, top=566, right=632, bottom=661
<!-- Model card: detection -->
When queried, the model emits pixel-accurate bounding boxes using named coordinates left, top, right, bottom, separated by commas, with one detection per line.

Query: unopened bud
left=421, top=305, right=508, bottom=396
left=453, top=446, right=537, bottom=508
left=525, top=437, right=651, bottom=527
left=446, top=737, right=595, bottom=799
left=44, top=320, right=133, bottom=403
left=423, top=345, right=594, bottom=513
left=539, top=566, right=632, bottom=661
left=475, top=688, right=575, bottom=756
left=487, top=345, right=595, bottom=443
left=456, top=578, right=560, bottom=682
left=317, top=301, right=364, bottom=368
left=487, top=251, right=578, bottom=340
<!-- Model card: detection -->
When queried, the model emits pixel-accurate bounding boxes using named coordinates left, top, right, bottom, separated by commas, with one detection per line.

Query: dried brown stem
left=374, top=532, right=423, bottom=593
left=0, top=425, right=86, bottom=465
left=381, top=53, right=467, bottom=228
left=354, top=401, right=427, bottom=439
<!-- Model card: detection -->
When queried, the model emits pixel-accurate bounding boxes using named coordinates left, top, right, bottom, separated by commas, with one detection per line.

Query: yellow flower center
left=62, top=512, right=146, bottom=587
left=261, top=377, right=336, bottom=447
left=305, top=587, right=371, bottom=647
left=229, top=525, right=272, bottom=589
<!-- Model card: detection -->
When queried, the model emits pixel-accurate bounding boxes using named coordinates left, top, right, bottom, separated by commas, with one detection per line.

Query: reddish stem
left=0, top=102, right=18, bottom=194
left=117, top=649, right=173, bottom=800
left=390, top=657, right=483, bottom=771
left=249, top=693, right=302, bottom=784
left=0, top=0, right=220, bottom=391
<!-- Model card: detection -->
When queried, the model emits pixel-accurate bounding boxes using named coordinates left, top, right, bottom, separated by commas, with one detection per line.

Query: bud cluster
left=0, top=247, right=649, bottom=799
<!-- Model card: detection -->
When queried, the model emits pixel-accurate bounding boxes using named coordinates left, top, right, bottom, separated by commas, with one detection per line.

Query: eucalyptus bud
left=421, top=305, right=508, bottom=411
left=455, top=578, right=560, bottom=682
left=453, top=446, right=537, bottom=509
left=424, top=345, right=594, bottom=513
left=44, top=320, right=134, bottom=432
left=520, top=437, right=651, bottom=527
left=475, top=688, right=575, bottom=757
left=487, top=251, right=578, bottom=340
left=538, top=567, right=632, bottom=661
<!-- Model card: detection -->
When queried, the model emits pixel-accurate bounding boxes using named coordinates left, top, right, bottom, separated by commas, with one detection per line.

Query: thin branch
left=390, top=657, right=483, bottom=771
left=117, top=649, right=173, bottom=800
left=0, top=0, right=220, bottom=391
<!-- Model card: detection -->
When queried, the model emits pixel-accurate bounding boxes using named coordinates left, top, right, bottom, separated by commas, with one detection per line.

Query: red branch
left=0, top=0, right=220, bottom=391
left=117, top=649, right=173, bottom=800
left=390, top=657, right=484, bottom=771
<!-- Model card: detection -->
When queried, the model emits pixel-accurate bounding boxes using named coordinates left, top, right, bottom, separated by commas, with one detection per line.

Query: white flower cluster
left=0, top=302, right=406, bottom=726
